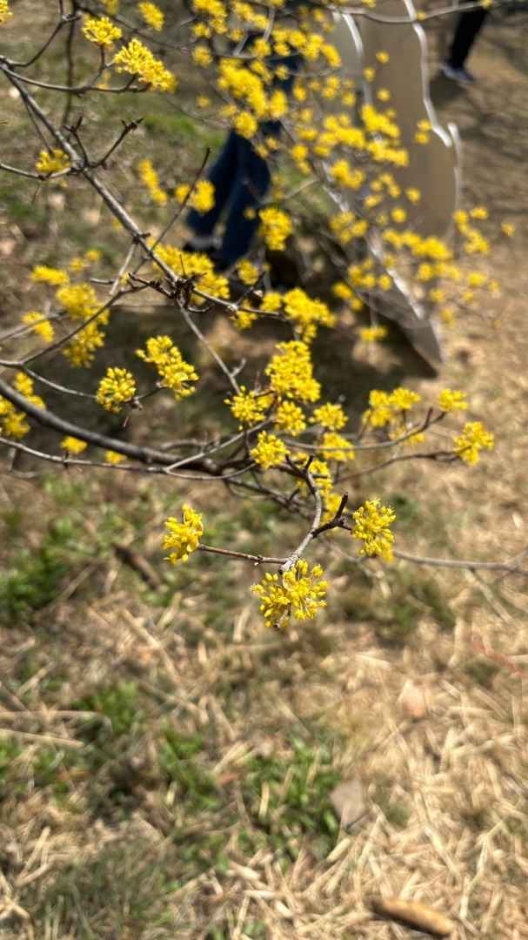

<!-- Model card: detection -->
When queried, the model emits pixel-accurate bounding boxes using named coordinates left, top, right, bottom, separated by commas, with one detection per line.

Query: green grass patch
left=0, top=519, right=76, bottom=622
left=241, top=735, right=340, bottom=861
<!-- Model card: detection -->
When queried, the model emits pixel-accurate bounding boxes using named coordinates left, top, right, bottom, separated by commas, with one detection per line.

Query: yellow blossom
left=259, top=207, right=293, bottom=252
left=35, top=149, right=70, bottom=175
left=322, top=491, right=344, bottom=524
left=260, top=292, right=282, bottom=314
left=252, top=560, right=328, bottom=630
left=139, top=159, right=167, bottom=205
left=389, top=387, right=421, bottom=411
left=501, top=222, right=515, bottom=237
left=56, top=283, right=99, bottom=320
left=352, top=498, right=396, bottom=562
left=61, top=436, right=88, bottom=455
left=13, top=372, right=45, bottom=410
left=360, top=325, right=387, bottom=343
left=63, top=322, right=106, bottom=368
left=138, top=1, right=164, bottom=30
left=82, top=15, right=122, bottom=47
left=282, top=288, right=335, bottom=343
left=96, top=367, right=137, bottom=413
left=113, top=38, right=177, bottom=92
left=192, top=44, right=213, bottom=67
left=31, top=265, right=69, bottom=286
left=163, top=505, right=204, bottom=564
left=234, top=111, right=258, bottom=139
left=0, top=0, right=13, bottom=24
left=319, top=432, right=355, bottom=462
left=266, top=341, right=320, bottom=403
left=175, top=180, right=215, bottom=214
left=105, top=450, right=126, bottom=464
left=22, top=312, right=55, bottom=343
left=226, top=387, right=270, bottom=427
left=251, top=431, right=288, bottom=469
left=137, top=335, right=198, bottom=399
left=453, top=421, right=494, bottom=466
left=405, top=187, right=421, bottom=204
left=273, top=401, right=306, bottom=437
left=0, top=399, right=29, bottom=439
left=312, top=402, right=347, bottom=431
left=438, top=389, right=468, bottom=412
left=237, top=260, right=260, bottom=286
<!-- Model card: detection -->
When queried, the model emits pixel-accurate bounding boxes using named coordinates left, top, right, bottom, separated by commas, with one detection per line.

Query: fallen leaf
left=371, top=897, right=454, bottom=937
left=398, top=679, right=428, bottom=719
left=329, top=778, right=367, bottom=829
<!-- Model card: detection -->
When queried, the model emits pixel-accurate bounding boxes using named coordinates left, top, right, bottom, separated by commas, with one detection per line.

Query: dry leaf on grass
left=398, top=679, right=428, bottom=719
left=371, top=897, right=454, bottom=937
left=329, top=778, right=367, bottom=829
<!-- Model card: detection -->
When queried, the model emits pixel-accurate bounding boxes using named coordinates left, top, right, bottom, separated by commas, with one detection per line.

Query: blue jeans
left=187, top=129, right=274, bottom=269
left=187, top=57, right=300, bottom=269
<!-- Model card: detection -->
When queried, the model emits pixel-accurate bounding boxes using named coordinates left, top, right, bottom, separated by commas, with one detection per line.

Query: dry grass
left=1, top=5, right=528, bottom=939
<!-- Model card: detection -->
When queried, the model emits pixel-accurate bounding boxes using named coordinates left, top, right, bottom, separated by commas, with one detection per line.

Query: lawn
left=0, top=4, right=527, bottom=938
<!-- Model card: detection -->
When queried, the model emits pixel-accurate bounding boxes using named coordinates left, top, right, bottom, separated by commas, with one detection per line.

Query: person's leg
left=186, top=130, right=240, bottom=240
left=447, top=9, right=489, bottom=69
left=214, top=135, right=272, bottom=269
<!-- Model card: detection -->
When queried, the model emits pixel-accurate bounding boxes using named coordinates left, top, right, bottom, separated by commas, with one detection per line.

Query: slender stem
left=198, top=545, right=285, bottom=566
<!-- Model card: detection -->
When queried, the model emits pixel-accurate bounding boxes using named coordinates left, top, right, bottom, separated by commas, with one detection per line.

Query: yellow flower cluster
left=138, top=1, right=164, bottom=31
left=192, top=45, right=213, bottom=67
left=226, top=387, right=270, bottom=427
left=364, top=387, right=421, bottom=429
left=163, top=505, right=204, bottom=564
left=453, top=210, right=490, bottom=256
left=265, top=341, right=320, bottom=403
left=155, top=246, right=228, bottom=301
left=105, top=450, right=126, bottom=464
left=258, top=207, right=293, bottom=252
left=0, top=0, right=12, bottom=24
left=237, top=260, right=260, bottom=286
left=31, top=265, right=69, bottom=286
left=56, top=283, right=99, bottom=320
left=64, top=322, right=106, bottom=368
left=453, top=421, right=494, bottom=466
left=113, top=39, right=176, bottom=92
left=330, top=211, right=368, bottom=245
left=438, top=389, right=468, bottom=412
left=137, top=335, right=199, bottom=399
left=96, top=367, right=137, bottom=413
left=175, top=180, right=215, bottom=214
left=273, top=400, right=306, bottom=437
left=312, top=402, right=347, bottom=430
left=319, top=432, right=355, bottom=462
left=0, top=374, right=44, bottom=440
left=13, top=372, right=45, bottom=410
left=139, top=159, right=167, bottom=205
left=0, top=398, right=29, bottom=439
left=250, top=431, right=288, bottom=469
left=281, top=288, right=335, bottom=343
left=35, top=149, right=70, bottom=175
left=252, top=560, right=328, bottom=630
left=61, top=436, right=88, bottom=455
left=22, top=312, right=55, bottom=343
left=82, top=15, right=122, bottom=47
left=360, top=326, right=388, bottom=343
left=352, top=498, right=396, bottom=562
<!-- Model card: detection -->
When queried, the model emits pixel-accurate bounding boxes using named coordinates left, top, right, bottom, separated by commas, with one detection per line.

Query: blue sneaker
left=441, top=62, right=476, bottom=84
